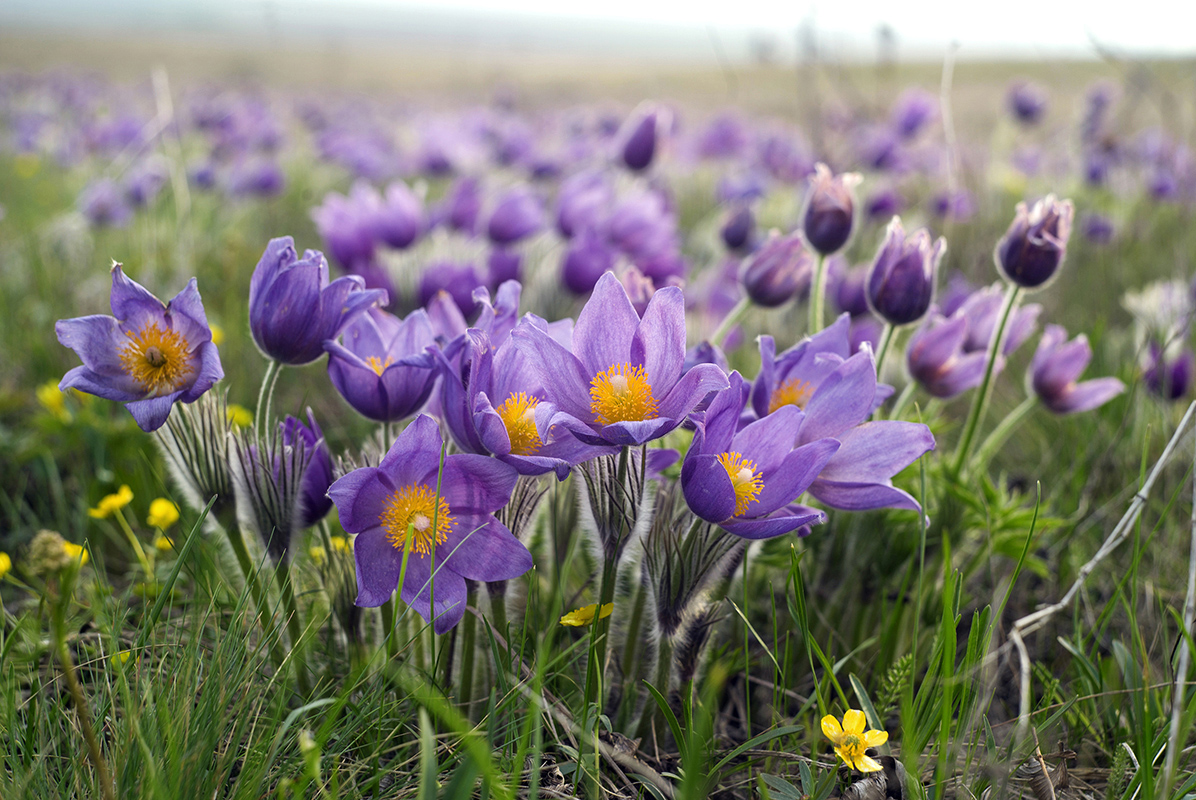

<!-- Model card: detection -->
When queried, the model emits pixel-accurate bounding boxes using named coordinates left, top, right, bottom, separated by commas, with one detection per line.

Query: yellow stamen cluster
left=119, top=323, right=193, bottom=396
left=380, top=485, right=453, bottom=557
left=589, top=362, right=658, bottom=426
left=366, top=355, right=393, bottom=376
left=496, top=392, right=543, bottom=455
left=716, top=452, right=764, bottom=516
left=768, top=377, right=814, bottom=414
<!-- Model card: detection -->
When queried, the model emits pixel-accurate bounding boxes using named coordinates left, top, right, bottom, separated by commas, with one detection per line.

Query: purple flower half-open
left=249, top=237, right=388, bottom=365
left=328, top=414, right=530, bottom=633
left=56, top=264, right=223, bottom=432
left=512, top=271, right=728, bottom=447
left=682, top=372, right=838, bottom=539
left=1030, top=325, right=1125, bottom=414
left=325, top=307, right=437, bottom=422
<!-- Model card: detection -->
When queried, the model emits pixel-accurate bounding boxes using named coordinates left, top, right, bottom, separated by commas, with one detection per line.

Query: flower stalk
left=808, top=253, right=828, bottom=334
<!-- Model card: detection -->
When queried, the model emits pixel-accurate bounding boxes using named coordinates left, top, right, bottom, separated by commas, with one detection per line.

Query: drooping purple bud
left=561, top=228, right=616, bottom=295
left=486, top=185, right=544, bottom=245
left=720, top=206, right=756, bottom=253
left=801, top=163, right=861, bottom=255
left=1029, top=325, right=1125, bottom=414
left=1144, top=343, right=1194, bottom=401
left=281, top=410, right=334, bottom=528
left=443, top=176, right=482, bottom=234
left=1007, top=81, right=1048, bottom=125
left=995, top=194, right=1075, bottom=290
left=740, top=231, right=813, bottom=308
left=891, top=88, right=938, bottom=140
left=618, top=106, right=663, bottom=172
left=865, top=217, right=945, bottom=326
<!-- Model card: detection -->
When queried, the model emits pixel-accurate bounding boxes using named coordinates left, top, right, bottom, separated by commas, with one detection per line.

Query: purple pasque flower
left=1008, top=81, right=1047, bottom=125
left=556, top=170, right=613, bottom=238
left=959, top=284, right=1041, bottom=357
left=417, top=261, right=485, bottom=317
left=1030, top=325, right=1125, bottom=414
left=865, top=217, right=945, bottom=327
left=1144, top=342, right=1194, bottom=401
left=995, top=195, right=1075, bottom=290
left=486, top=185, right=545, bottom=245
left=618, top=105, right=664, bottom=172
left=372, top=181, right=424, bottom=249
left=324, top=307, right=437, bottom=422
left=281, top=409, right=334, bottom=528
left=751, top=314, right=892, bottom=421
left=328, top=414, right=530, bottom=633
left=78, top=178, right=133, bottom=228
left=512, top=271, right=729, bottom=447
left=891, top=88, right=938, bottom=139
left=720, top=205, right=756, bottom=253
left=561, top=227, right=616, bottom=295
left=740, top=231, right=813, bottom=308
left=311, top=190, right=375, bottom=270
left=802, top=163, right=861, bottom=256
left=249, top=237, right=388, bottom=365
left=682, top=371, right=838, bottom=538
left=56, top=264, right=223, bottom=432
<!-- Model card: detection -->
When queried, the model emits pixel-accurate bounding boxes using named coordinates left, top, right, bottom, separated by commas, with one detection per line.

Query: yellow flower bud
left=146, top=498, right=180, bottom=530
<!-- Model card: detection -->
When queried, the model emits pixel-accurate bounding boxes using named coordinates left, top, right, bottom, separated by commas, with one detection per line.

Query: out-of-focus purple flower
left=720, top=206, right=756, bottom=253
left=931, top=189, right=975, bottom=222
left=801, top=163, right=860, bottom=256
left=443, top=176, right=483, bottom=233
left=1081, top=212, right=1114, bottom=244
left=512, top=271, right=728, bottom=447
left=833, top=262, right=870, bottom=317
left=373, top=181, right=424, bottom=249
left=757, top=130, right=814, bottom=183
left=487, top=248, right=521, bottom=288
left=906, top=311, right=987, bottom=399
left=324, top=308, right=438, bottom=422
left=1008, top=81, right=1048, bottom=124
left=891, top=88, right=937, bottom=139
left=850, top=316, right=883, bottom=355
left=995, top=195, right=1075, bottom=290
left=1148, top=168, right=1179, bottom=201
left=959, top=284, right=1041, bottom=356
left=684, top=340, right=728, bottom=376
left=249, top=237, right=388, bottom=365
left=865, top=217, right=945, bottom=326
left=189, top=160, right=218, bottom=190
left=79, top=179, right=133, bottom=228
left=124, top=160, right=168, bottom=207
left=56, top=264, right=223, bottom=431
left=751, top=314, right=892, bottom=420
left=486, top=185, right=545, bottom=245
left=717, top=172, right=768, bottom=204
left=682, top=372, right=837, bottom=538
left=939, top=273, right=975, bottom=317
left=328, top=414, right=530, bottom=633
left=1030, top=325, right=1125, bottom=414
left=311, top=190, right=375, bottom=270
left=556, top=170, right=612, bottom=238
left=282, top=409, right=334, bottom=528
left=865, top=187, right=902, bottom=222
left=620, top=267, right=660, bottom=317
left=418, top=261, right=485, bottom=317
left=696, top=113, right=750, bottom=160
left=228, top=157, right=285, bottom=197
left=1144, top=343, right=1194, bottom=401
left=606, top=190, right=676, bottom=262
left=618, top=105, right=663, bottom=172
left=1083, top=149, right=1114, bottom=187
left=740, top=231, right=813, bottom=308
left=561, top=228, right=616, bottom=295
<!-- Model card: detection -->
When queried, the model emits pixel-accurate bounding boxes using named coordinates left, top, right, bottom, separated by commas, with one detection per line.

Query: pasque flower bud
left=740, top=231, right=813, bottom=308
left=801, top=163, right=861, bottom=256
left=618, top=105, right=665, bottom=172
left=866, top=217, right=945, bottom=326
left=995, top=195, right=1074, bottom=290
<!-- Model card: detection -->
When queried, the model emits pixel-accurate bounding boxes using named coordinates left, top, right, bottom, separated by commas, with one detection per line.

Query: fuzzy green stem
left=224, top=524, right=287, bottom=673
left=274, top=563, right=312, bottom=695
left=616, top=581, right=649, bottom=731
left=873, top=323, right=896, bottom=378
left=710, top=295, right=751, bottom=349
left=888, top=381, right=918, bottom=421
left=459, top=583, right=479, bottom=719
left=381, top=597, right=397, bottom=660
left=970, top=395, right=1038, bottom=476
left=808, top=252, right=828, bottom=334
left=254, top=359, right=282, bottom=433
left=636, top=636, right=673, bottom=741
left=952, top=283, right=1021, bottom=477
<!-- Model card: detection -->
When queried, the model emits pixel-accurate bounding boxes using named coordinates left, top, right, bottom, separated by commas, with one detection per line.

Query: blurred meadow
left=3, top=13, right=1196, bottom=800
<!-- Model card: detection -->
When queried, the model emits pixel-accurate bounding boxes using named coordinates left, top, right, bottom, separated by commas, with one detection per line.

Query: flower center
left=119, top=323, right=193, bottom=396
left=768, top=377, right=814, bottom=414
left=380, top=484, right=453, bottom=557
left=589, top=362, right=658, bottom=426
left=366, top=356, right=393, bottom=376
left=716, top=451, right=763, bottom=516
left=841, top=733, right=862, bottom=754
left=496, top=392, right=542, bottom=455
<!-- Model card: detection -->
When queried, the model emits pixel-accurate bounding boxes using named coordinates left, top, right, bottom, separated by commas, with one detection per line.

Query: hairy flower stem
left=254, top=359, right=282, bottom=433
left=458, top=583, right=479, bottom=719
left=710, top=295, right=751, bottom=349
left=52, top=567, right=116, bottom=800
left=380, top=596, right=397, bottom=660
left=274, top=563, right=312, bottom=696
left=615, top=581, right=649, bottom=731
left=970, top=395, right=1038, bottom=475
left=952, top=283, right=1021, bottom=477
left=486, top=582, right=509, bottom=638
left=808, top=253, right=828, bottom=334
left=636, top=636, right=673, bottom=741
left=874, top=323, right=895, bottom=378
left=224, top=523, right=288, bottom=675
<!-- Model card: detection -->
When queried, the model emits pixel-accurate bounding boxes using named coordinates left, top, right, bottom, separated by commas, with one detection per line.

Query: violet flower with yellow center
left=682, top=372, right=838, bottom=539
left=324, top=307, right=437, bottom=423
left=56, top=263, right=223, bottom=432
left=821, top=710, right=888, bottom=772
left=327, top=415, right=531, bottom=633
left=512, top=271, right=728, bottom=447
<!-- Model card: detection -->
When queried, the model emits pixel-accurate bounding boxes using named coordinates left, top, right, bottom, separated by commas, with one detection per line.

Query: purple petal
left=124, top=394, right=180, bottom=432
left=354, top=527, right=403, bottom=607
left=931, top=352, right=992, bottom=398
left=511, top=322, right=594, bottom=423
left=379, top=414, right=445, bottom=483
left=56, top=315, right=136, bottom=380
left=400, top=553, right=468, bottom=633
left=808, top=479, right=922, bottom=512
left=109, top=265, right=166, bottom=326
left=598, top=417, right=677, bottom=446
left=434, top=453, right=518, bottom=515
left=799, top=350, right=876, bottom=442
left=631, top=285, right=685, bottom=399
left=572, top=271, right=639, bottom=376
left=681, top=453, right=737, bottom=522
left=440, top=516, right=533, bottom=582
left=657, top=363, right=730, bottom=422
left=179, top=341, right=224, bottom=403
left=817, top=421, right=935, bottom=482
left=329, top=468, right=394, bottom=533
left=721, top=506, right=826, bottom=540
left=1049, top=377, right=1125, bottom=414
left=729, top=404, right=803, bottom=475
left=753, top=438, right=840, bottom=515
left=701, top=371, right=750, bottom=453
left=58, top=365, right=142, bottom=402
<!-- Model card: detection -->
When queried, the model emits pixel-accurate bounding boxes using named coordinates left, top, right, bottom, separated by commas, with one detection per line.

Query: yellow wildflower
left=330, top=535, right=350, bottom=553
left=0, top=551, right=10, bottom=579
left=309, top=546, right=327, bottom=564
left=62, top=541, right=89, bottom=567
left=153, top=535, right=174, bottom=552
left=821, top=709, right=888, bottom=772
left=89, top=485, right=133, bottom=519
left=559, top=602, right=614, bottom=627
left=227, top=403, right=253, bottom=428
left=110, top=650, right=135, bottom=667
left=146, top=498, right=180, bottom=530
left=209, top=324, right=225, bottom=346
left=37, top=381, right=70, bottom=421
